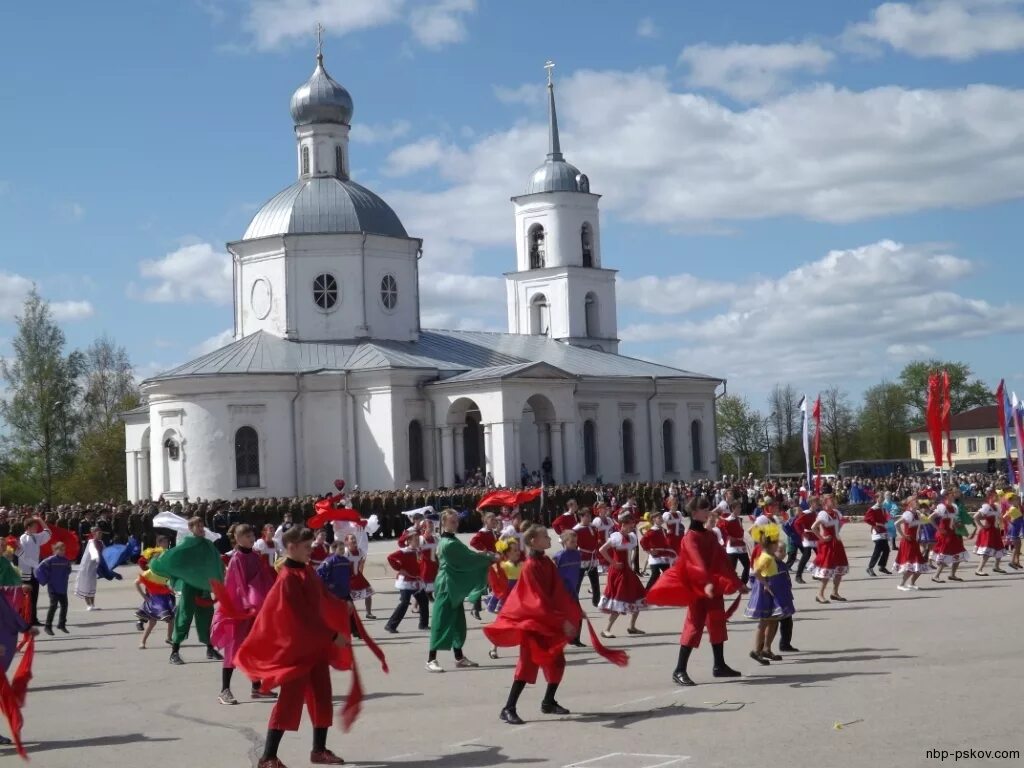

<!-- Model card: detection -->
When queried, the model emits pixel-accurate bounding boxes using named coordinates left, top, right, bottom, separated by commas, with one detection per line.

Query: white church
left=124, top=52, right=723, bottom=501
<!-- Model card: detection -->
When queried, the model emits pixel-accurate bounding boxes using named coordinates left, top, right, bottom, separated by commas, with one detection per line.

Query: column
left=488, top=421, right=518, bottom=488
left=550, top=423, right=564, bottom=485
left=483, top=423, right=494, bottom=479
left=126, top=450, right=138, bottom=502
left=140, top=450, right=151, bottom=500
left=441, top=427, right=455, bottom=487
left=561, top=419, right=579, bottom=483
left=454, top=427, right=465, bottom=482
left=512, top=422, right=522, bottom=486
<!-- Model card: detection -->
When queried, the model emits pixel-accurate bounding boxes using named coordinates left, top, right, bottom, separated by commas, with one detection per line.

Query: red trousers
left=268, top=662, right=333, bottom=731
left=681, top=595, right=727, bottom=648
left=514, top=647, right=565, bottom=685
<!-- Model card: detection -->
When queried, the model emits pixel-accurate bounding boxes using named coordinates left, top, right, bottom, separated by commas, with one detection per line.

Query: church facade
left=124, top=54, right=722, bottom=501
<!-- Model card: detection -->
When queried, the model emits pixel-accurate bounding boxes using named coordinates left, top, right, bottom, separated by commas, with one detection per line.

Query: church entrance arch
left=446, top=397, right=486, bottom=484
left=518, top=393, right=557, bottom=485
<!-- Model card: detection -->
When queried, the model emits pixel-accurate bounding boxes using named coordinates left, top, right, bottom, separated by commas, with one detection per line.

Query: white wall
left=232, top=233, right=420, bottom=343
left=512, top=192, right=602, bottom=271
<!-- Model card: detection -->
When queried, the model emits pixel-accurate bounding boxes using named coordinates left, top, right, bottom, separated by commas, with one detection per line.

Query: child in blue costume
left=745, top=523, right=796, bottom=666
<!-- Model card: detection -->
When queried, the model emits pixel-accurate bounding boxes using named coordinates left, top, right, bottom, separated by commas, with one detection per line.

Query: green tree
left=0, top=289, right=84, bottom=504
left=82, top=335, right=139, bottom=431
left=820, top=385, right=858, bottom=468
left=59, top=421, right=128, bottom=502
left=716, top=394, right=767, bottom=477
left=768, top=383, right=801, bottom=471
left=857, top=381, right=911, bottom=459
left=898, top=360, right=991, bottom=422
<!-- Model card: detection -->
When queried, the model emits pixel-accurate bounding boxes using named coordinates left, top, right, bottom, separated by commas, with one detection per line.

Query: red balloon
left=334, top=479, right=346, bottom=491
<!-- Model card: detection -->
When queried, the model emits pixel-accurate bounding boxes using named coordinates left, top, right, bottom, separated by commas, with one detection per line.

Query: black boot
left=778, top=616, right=799, bottom=652
left=672, top=645, right=696, bottom=686
left=540, top=683, right=569, bottom=715
left=500, top=680, right=526, bottom=724
left=711, top=642, right=741, bottom=678
left=206, top=645, right=224, bottom=661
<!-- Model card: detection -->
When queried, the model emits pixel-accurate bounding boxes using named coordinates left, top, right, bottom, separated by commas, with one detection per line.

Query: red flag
left=941, top=370, right=952, bottom=466
left=475, top=488, right=543, bottom=510
left=926, top=373, right=943, bottom=468
left=40, top=524, right=80, bottom=563
left=307, top=493, right=365, bottom=529
left=812, top=396, right=822, bottom=494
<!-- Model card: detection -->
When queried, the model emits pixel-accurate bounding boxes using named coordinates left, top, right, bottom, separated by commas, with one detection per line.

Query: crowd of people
left=0, top=469, right=1017, bottom=763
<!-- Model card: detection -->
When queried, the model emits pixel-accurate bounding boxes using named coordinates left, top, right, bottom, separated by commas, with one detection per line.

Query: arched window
left=583, top=419, right=597, bottom=476
left=408, top=420, right=425, bottom=481
left=235, top=427, right=260, bottom=488
left=581, top=223, right=593, bottom=267
left=301, top=146, right=310, bottom=176
left=380, top=274, right=398, bottom=309
left=335, top=145, right=345, bottom=177
left=528, top=224, right=545, bottom=269
left=584, top=292, right=599, bottom=337
left=163, top=437, right=179, bottom=461
left=662, top=419, right=676, bottom=473
left=313, top=273, right=338, bottom=309
left=622, top=419, right=636, bottom=475
left=530, top=293, right=550, bottom=336
left=691, top=419, right=703, bottom=472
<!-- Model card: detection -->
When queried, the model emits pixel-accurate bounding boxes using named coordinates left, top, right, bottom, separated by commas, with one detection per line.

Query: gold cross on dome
left=545, top=59, right=555, bottom=85
left=316, top=22, right=324, bottom=57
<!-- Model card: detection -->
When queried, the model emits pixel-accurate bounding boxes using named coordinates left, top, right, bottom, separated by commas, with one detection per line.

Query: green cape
left=149, top=535, right=224, bottom=593
left=429, top=535, right=492, bottom=651
left=0, top=556, right=20, bottom=587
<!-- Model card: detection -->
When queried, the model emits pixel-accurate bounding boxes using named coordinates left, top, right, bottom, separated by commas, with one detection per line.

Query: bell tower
left=505, top=62, right=619, bottom=354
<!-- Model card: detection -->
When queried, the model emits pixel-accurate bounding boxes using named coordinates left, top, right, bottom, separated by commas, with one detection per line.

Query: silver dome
left=290, top=54, right=353, bottom=126
left=525, top=158, right=587, bottom=194
left=244, top=176, right=407, bottom=240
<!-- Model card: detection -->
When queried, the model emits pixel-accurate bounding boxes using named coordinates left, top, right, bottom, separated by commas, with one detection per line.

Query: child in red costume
left=484, top=525, right=627, bottom=725
left=235, top=526, right=388, bottom=768
left=646, top=497, right=747, bottom=687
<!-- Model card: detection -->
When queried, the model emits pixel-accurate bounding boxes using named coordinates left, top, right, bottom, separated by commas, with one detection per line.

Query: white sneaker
left=455, top=657, right=479, bottom=668
left=897, top=585, right=911, bottom=591
left=85, top=605, right=95, bottom=611
left=909, top=585, right=921, bottom=590
left=425, top=660, right=445, bottom=673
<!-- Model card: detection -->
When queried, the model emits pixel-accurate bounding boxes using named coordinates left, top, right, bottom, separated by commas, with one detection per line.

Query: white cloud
left=51, top=300, right=94, bottom=320
left=418, top=270, right=505, bottom=330
left=244, top=0, right=404, bottom=50
left=409, top=0, right=476, bottom=49
left=350, top=119, right=412, bottom=144
left=381, top=68, right=1024, bottom=245
left=493, top=83, right=543, bottom=106
left=62, top=202, right=86, bottom=220
left=0, top=272, right=93, bottom=322
left=191, top=328, right=236, bottom=356
left=637, top=16, right=659, bottom=38
left=617, top=274, right=733, bottom=315
left=242, top=0, right=476, bottom=51
left=619, top=240, right=1018, bottom=391
left=847, top=0, right=1024, bottom=60
left=133, top=242, right=232, bottom=305
left=679, top=42, right=834, bottom=102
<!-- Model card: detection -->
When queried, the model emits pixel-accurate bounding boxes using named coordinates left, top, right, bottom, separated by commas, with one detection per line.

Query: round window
left=380, top=274, right=398, bottom=310
left=313, top=273, right=338, bottom=310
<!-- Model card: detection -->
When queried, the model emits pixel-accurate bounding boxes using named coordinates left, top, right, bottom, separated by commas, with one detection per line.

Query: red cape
left=484, top=555, right=627, bottom=669
left=39, top=525, right=80, bottom=563
left=476, top=488, right=543, bottom=510
left=308, top=494, right=366, bottom=530
left=646, top=528, right=743, bottom=608
left=0, top=589, right=34, bottom=760
left=234, top=563, right=387, bottom=731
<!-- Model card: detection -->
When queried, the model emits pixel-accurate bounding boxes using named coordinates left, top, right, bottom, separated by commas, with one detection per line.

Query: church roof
left=145, top=329, right=717, bottom=383
left=243, top=176, right=408, bottom=240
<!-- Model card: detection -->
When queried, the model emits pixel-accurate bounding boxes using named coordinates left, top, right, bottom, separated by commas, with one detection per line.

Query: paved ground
left=8, top=535, right=1024, bottom=768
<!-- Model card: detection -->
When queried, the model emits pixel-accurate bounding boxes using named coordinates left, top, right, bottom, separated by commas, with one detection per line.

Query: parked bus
left=837, top=459, right=924, bottom=478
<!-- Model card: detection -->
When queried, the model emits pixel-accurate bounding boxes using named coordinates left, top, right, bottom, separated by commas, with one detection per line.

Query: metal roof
left=243, top=176, right=408, bottom=240
left=438, top=362, right=570, bottom=384
left=145, top=329, right=718, bottom=384
left=290, top=54, right=353, bottom=126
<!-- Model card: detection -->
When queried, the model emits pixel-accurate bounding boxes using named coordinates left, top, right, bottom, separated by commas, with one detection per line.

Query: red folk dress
left=597, top=532, right=646, bottom=615
left=930, top=504, right=968, bottom=566
left=894, top=510, right=931, bottom=573
left=812, top=510, right=849, bottom=579
left=974, top=504, right=1006, bottom=558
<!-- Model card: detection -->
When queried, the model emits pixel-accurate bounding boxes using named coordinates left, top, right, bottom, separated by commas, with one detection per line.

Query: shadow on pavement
left=739, top=670, right=890, bottom=688
left=333, top=691, right=424, bottom=704
left=354, top=744, right=546, bottom=767
left=16, top=733, right=178, bottom=755
left=32, top=679, right=125, bottom=693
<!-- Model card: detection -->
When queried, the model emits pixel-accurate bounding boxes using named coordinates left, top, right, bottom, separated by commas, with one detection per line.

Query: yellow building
left=907, top=405, right=1015, bottom=471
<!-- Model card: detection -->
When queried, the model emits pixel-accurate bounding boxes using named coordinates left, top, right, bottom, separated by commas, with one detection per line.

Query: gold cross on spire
left=316, top=22, right=324, bottom=58
left=544, top=59, right=555, bottom=86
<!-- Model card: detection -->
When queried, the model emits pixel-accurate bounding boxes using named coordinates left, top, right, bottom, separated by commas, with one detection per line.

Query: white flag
left=798, top=395, right=811, bottom=490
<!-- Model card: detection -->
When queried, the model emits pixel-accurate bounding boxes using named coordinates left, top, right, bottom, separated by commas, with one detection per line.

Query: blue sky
left=2, top=0, right=1024, bottom=408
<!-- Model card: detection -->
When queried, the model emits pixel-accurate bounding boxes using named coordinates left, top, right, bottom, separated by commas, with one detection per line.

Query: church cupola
left=290, top=28, right=353, bottom=181
left=505, top=61, right=619, bottom=354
